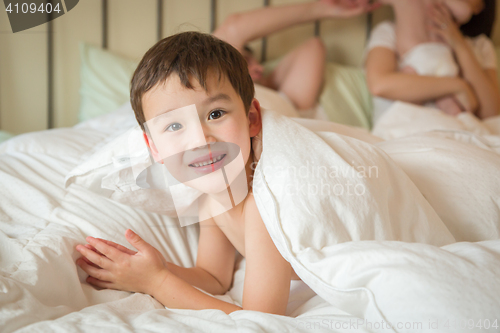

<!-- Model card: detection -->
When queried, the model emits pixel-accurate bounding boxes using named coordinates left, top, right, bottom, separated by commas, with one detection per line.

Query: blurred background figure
left=365, top=0, right=499, bottom=122
left=213, top=0, right=379, bottom=115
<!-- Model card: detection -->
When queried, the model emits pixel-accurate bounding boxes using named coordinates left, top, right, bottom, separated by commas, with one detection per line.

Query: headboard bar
left=47, top=10, right=54, bottom=129
left=102, top=0, right=108, bottom=49
left=366, top=11, right=373, bottom=42
left=260, top=0, right=270, bottom=62
left=157, top=0, right=163, bottom=41
left=210, top=0, right=217, bottom=32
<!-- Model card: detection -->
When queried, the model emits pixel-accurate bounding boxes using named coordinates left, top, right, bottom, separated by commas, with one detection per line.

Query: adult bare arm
left=212, top=1, right=379, bottom=52
left=365, top=46, right=477, bottom=108
left=453, top=43, right=500, bottom=118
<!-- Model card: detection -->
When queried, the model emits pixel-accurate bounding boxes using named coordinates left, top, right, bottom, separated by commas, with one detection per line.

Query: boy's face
left=141, top=71, right=261, bottom=195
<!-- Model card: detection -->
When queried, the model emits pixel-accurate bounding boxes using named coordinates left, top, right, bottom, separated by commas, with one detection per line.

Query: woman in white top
left=365, top=0, right=499, bottom=124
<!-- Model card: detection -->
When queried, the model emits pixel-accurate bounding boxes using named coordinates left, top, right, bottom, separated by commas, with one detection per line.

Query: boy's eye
left=208, top=110, right=226, bottom=120
left=165, top=123, right=183, bottom=132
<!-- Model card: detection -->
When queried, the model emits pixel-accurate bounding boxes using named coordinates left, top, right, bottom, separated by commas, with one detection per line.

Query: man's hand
left=318, top=0, right=381, bottom=18
left=76, top=229, right=170, bottom=296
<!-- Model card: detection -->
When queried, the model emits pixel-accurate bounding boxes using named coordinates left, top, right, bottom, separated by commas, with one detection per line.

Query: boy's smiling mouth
left=188, top=152, right=227, bottom=174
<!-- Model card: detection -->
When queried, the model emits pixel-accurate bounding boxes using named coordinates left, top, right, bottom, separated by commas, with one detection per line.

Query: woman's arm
left=453, top=44, right=500, bottom=118
left=429, top=3, right=500, bottom=119
left=213, top=1, right=379, bottom=52
left=365, top=46, right=477, bottom=108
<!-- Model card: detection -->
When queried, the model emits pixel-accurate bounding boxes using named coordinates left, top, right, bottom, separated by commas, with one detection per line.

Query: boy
left=76, top=31, right=302, bottom=315
left=379, top=0, right=484, bottom=115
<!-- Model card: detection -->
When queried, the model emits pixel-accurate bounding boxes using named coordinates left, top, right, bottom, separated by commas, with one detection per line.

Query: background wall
left=0, top=0, right=499, bottom=135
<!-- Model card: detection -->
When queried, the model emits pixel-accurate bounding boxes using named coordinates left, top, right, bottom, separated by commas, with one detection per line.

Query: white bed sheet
left=1, top=105, right=500, bottom=333
left=0, top=108, right=367, bottom=333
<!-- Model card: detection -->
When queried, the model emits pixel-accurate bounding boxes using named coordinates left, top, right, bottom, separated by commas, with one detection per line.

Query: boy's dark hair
left=130, top=31, right=255, bottom=131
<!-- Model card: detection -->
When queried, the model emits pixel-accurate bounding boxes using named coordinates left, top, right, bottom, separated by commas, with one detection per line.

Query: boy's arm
left=76, top=212, right=292, bottom=314
left=150, top=270, right=243, bottom=313
left=76, top=229, right=243, bottom=314
left=76, top=225, right=237, bottom=297
left=157, top=198, right=294, bottom=315
left=242, top=194, right=292, bottom=315
left=165, top=218, right=237, bottom=295
left=153, top=198, right=293, bottom=315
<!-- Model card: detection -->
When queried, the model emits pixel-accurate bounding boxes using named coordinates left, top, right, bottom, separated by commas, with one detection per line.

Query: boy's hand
left=76, top=229, right=170, bottom=296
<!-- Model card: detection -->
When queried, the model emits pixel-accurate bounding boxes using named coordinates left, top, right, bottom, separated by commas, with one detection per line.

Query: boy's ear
left=248, top=98, right=262, bottom=138
left=143, top=132, right=164, bottom=164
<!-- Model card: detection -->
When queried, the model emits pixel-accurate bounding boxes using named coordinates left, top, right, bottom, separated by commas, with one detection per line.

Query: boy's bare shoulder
left=242, top=191, right=263, bottom=223
left=199, top=216, right=219, bottom=228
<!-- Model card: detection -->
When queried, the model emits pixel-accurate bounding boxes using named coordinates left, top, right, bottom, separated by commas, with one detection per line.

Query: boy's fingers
left=125, top=229, right=152, bottom=253
left=98, top=238, right=137, bottom=255
left=85, top=244, right=103, bottom=255
left=86, top=237, right=126, bottom=262
left=86, top=276, right=114, bottom=290
left=81, top=255, right=101, bottom=268
left=76, top=244, right=112, bottom=269
left=77, top=258, right=112, bottom=282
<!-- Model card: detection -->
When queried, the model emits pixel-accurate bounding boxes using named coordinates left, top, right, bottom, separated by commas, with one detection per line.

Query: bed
left=2, top=100, right=500, bottom=332
left=2, top=1, right=500, bottom=332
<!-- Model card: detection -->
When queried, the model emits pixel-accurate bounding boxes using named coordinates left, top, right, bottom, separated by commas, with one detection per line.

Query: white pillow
left=377, top=131, right=500, bottom=242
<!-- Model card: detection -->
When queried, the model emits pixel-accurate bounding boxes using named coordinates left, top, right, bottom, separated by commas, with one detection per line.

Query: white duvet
left=1, top=103, right=500, bottom=332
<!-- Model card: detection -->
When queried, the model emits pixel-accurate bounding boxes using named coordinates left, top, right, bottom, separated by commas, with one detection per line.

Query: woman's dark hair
left=460, top=0, right=496, bottom=38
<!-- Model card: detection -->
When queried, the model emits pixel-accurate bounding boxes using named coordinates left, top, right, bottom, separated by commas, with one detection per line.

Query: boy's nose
left=205, top=136, right=217, bottom=144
